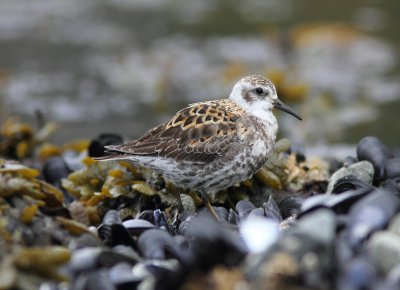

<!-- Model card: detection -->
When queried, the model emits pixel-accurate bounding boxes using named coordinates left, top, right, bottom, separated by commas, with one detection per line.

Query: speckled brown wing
left=105, top=100, right=248, bottom=163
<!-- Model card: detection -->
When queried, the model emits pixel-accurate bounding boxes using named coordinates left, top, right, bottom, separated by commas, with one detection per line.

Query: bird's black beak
left=273, top=99, right=302, bottom=120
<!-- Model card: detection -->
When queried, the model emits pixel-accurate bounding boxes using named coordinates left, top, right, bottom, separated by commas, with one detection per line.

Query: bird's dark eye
left=255, top=87, right=264, bottom=95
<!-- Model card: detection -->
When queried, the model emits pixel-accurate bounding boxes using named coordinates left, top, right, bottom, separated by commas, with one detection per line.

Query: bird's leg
left=200, top=192, right=220, bottom=222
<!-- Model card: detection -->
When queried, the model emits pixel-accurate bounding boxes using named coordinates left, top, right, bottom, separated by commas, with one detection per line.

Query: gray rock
left=327, top=161, right=374, bottom=193
left=368, top=231, right=400, bottom=275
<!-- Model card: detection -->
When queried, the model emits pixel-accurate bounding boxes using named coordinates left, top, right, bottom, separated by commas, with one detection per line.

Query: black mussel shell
left=385, top=158, right=400, bottom=179
left=278, top=196, right=304, bottom=219
left=42, top=156, right=71, bottom=185
left=98, top=210, right=135, bottom=247
left=290, top=142, right=306, bottom=163
left=42, top=156, right=75, bottom=203
left=345, top=189, right=400, bottom=249
left=300, top=188, right=371, bottom=216
left=182, top=216, right=247, bottom=270
left=357, top=136, right=393, bottom=181
left=88, top=133, right=123, bottom=157
left=153, top=209, right=172, bottom=230
left=381, top=178, right=400, bottom=195
left=137, top=229, right=188, bottom=263
left=137, top=210, right=156, bottom=223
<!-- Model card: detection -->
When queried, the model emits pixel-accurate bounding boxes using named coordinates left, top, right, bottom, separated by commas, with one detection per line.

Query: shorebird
left=95, top=75, right=301, bottom=220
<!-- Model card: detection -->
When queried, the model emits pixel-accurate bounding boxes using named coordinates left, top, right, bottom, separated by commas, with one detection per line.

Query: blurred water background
left=1, top=0, right=399, bottom=157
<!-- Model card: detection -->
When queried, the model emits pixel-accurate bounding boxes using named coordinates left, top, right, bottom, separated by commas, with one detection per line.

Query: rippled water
left=1, top=0, right=399, bottom=152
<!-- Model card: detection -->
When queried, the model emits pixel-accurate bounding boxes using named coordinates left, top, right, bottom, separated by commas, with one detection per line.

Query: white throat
left=229, top=85, right=278, bottom=137
left=229, top=83, right=276, bottom=123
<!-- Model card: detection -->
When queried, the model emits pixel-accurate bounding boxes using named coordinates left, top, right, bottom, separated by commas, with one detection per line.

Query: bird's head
left=229, top=74, right=302, bottom=121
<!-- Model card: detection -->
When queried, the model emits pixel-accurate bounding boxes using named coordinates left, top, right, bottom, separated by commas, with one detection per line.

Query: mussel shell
left=132, top=260, right=183, bottom=290
left=42, top=156, right=71, bottom=185
left=122, top=219, right=155, bottom=235
left=262, top=196, right=282, bottom=222
left=109, top=262, right=141, bottom=288
left=153, top=209, right=171, bottom=229
left=235, top=200, right=256, bottom=221
left=343, top=155, right=358, bottom=167
left=68, top=247, right=140, bottom=274
left=385, top=158, right=400, bottom=179
left=98, top=224, right=135, bottom=247
left=42, top=156, right=75, bottom=203
left=85, top=269, right=115, bottom=290
left=290, top=142, right=306, bottom=163
left=300, top=188, right=370, bottom=216
left=137, top=229, right=188, bottom=262
left=137, top=210, right=156, bottom=223
left=345, top=189, right=400, bottom=249
left=381, top=178, right=400, bottom=195
left=102, top=210, right=122, bottom=226
left=88, top=133, right=123, bottom=157
left=331, top=175, right=374, bottom=194
left=98, top=210, right=134, bottom=247
left=195, top=206, right=229, bottom=222
left=182, top=216, right=247, bottom=270
left=356, top=136, right=392, bottom=181
left=278, top=196, right=304, bottom=219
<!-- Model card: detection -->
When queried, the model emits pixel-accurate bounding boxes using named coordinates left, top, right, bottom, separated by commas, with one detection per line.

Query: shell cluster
left=1, top=118, right=400, bottom=290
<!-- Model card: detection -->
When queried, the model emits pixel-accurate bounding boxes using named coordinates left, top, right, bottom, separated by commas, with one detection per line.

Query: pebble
left=327, top=161, right=374, bottom=193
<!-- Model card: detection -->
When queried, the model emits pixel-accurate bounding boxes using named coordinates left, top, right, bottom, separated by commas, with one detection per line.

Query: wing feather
left=104, top=100, right=246, bottom=163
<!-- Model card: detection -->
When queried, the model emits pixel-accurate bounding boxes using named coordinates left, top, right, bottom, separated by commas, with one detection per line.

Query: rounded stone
left=180, top=194, right=196, bottom=213
left=326, top=161, right=374, bottom=193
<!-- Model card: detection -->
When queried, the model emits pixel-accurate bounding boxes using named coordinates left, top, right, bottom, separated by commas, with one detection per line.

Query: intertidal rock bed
left=0, top=118, right=400, bottom=290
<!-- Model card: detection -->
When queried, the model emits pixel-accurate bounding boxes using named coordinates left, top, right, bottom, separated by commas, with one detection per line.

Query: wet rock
left=327, top=161, right=374, bottom=193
